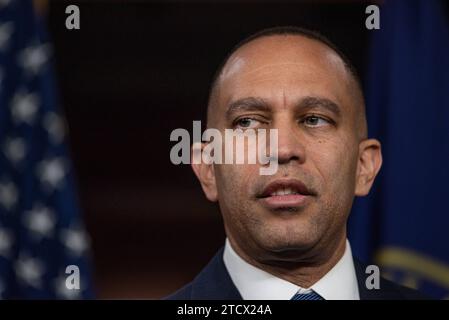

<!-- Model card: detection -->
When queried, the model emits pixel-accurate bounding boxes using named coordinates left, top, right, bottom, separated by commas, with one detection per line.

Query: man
left=167, top=26, right=424, bottom=300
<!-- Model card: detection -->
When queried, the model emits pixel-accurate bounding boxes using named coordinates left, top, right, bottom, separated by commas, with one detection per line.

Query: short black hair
left=210, top=26, right=362, bottom=95
left=207, top=26, right=366, bottom=138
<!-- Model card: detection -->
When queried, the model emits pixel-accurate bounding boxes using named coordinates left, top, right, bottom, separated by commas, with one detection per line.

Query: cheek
left=215, top=163, right=258, bottom=199
left=307, top=140, right=358, bottom=226
left=309, top=138, right=358, bottom=194
left=214, top=164, right=260, bottom=230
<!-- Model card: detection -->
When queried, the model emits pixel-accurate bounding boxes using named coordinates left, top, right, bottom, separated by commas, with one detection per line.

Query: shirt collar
left=223, top=238, right=360, bottom=300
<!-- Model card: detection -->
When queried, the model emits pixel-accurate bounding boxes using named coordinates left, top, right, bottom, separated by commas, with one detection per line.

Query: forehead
left=216, top=35, right=353, bottom=113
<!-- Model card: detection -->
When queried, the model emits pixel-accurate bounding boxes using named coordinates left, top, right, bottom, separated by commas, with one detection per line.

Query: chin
left=252, top=223, right=320, bottom=254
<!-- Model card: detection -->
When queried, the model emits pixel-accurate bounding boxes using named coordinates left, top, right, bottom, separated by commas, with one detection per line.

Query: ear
left=355, top=139, right=382, bottom=196
left=191, top=143, right=218, bottom=202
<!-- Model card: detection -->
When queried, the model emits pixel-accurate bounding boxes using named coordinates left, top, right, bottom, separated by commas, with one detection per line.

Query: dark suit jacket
left=166, top=247, right=427, bottom=300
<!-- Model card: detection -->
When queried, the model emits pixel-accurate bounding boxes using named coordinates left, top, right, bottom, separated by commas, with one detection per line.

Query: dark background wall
left=46, top=0, right=371, bottom=298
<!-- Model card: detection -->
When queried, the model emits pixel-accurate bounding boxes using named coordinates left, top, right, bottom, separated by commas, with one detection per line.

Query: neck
left=228, top=232, right=347, bottom=288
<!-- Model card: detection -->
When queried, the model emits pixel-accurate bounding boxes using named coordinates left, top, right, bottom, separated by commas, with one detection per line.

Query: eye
left=302, top=115, right=330, bottom=128
left=234, top=117, right=261, bottom=129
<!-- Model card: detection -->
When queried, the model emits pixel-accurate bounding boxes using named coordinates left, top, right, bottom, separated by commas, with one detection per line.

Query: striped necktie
left=291, top=290, right=324, bottom=300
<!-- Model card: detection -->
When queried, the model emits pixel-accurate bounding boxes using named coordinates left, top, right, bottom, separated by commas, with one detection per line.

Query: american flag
left=0, top=0, right=94, bottom=299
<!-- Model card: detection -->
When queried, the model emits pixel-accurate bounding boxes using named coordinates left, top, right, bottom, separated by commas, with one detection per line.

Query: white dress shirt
left=223, top=238, right=360, bottom=300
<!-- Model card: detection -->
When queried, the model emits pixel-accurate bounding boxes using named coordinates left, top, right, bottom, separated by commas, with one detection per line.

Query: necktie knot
left=291, top=290, right=324, bottom=300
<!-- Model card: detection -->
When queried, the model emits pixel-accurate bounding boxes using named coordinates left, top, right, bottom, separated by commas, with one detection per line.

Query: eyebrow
left=225, top=97, right=271, bottom=121
left=298, top=96, right=342, bottom=118
left=225, top=95, right=341, bottom=120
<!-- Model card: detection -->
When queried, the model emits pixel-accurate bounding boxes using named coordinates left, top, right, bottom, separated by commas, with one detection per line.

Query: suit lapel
left=190, top=247, right=243, bottom=300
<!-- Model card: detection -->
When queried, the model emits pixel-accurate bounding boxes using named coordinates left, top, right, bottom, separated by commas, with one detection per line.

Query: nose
left=275, top=118, right=306, bottom=165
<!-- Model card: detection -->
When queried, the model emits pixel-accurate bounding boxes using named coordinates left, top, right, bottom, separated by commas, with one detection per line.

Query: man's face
left=194, top=35, right=381, bottom=263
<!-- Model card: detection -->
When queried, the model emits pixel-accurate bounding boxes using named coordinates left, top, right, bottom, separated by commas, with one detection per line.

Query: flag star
left=10, top=91, right=39, bottom=124
left=43, top=112, right=65, bottom=144
left=23, top=204, right=56, bottom=239
left=3, top=137, right=26, bottom=165
left=61, top=228, right=89, bottom=256
left=15, top=254, right=45, bottom=288
left=0, top=228, right=13, bottom=258
left=54, top=275, right=81, bottom=300
left=37, top=157, right=66, bottom=191
left=0, top=22, right=13, bottom=51
left=0, top=181, right=18, bottom=211
left=18, top=43, right=50, bottom=75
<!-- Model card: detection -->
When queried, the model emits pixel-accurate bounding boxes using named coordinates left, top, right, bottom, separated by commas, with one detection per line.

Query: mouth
left=256, top=178, right=316, bottom=210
